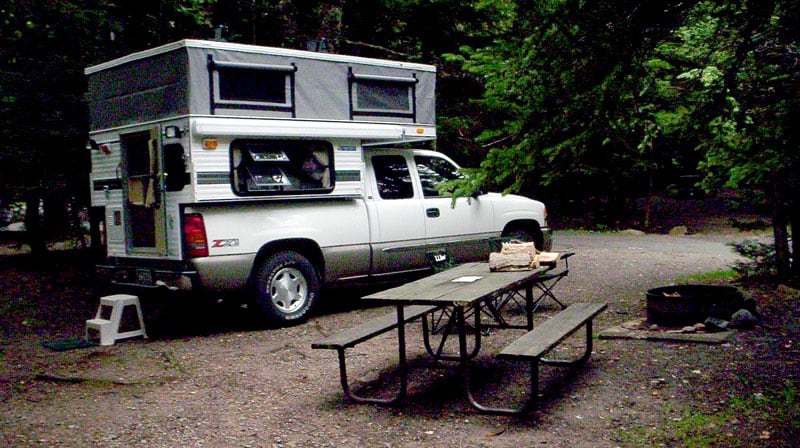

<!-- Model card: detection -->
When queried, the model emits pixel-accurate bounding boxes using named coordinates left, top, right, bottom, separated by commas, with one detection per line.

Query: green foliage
left=0, top=1, right=100, bottom=244
left=439, top=1, right=715, bottom=226
left=728, top=239, right=778, bottom=279
left=439, top=0, right=797, bottom=250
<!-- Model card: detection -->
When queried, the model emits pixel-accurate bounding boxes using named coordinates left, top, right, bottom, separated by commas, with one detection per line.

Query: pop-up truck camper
left=87, top=40, right=551, bottom=324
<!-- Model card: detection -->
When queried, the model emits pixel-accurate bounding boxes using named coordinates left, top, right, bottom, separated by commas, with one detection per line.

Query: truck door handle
left=426, top=208, right=440, bottom=218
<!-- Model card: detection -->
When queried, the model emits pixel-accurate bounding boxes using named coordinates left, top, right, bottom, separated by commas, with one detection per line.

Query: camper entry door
left=120, top=129, right=167, bottom=255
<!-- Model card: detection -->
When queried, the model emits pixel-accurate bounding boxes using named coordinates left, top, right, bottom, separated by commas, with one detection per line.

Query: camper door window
left=231, top=139, right=333, bottom=195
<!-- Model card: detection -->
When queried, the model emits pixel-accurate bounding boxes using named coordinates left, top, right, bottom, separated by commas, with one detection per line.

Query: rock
left=622, top=318, right=647, bottom=330
left=704, top=317, right=729, bottom=331
left=669, top=225, right=688, bottom=235
left=730, top=308, right=757, bottom=329
left=742, top=297, right=762, bottom=319
left=681, top=325, right=697, bottom=333
left=620, top=229, right=646, bottom=235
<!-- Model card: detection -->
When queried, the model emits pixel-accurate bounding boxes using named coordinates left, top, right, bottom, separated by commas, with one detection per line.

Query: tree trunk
left=24, top=192, right=47, bottom=258
left=791, top=205, right=799, bottom=282
left=772, top=182, right=791, bottom=281
left=43, top=195, right=69, bottom=240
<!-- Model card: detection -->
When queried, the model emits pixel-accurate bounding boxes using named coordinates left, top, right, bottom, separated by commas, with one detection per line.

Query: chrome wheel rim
left=269, top=267, right=308, bottom=313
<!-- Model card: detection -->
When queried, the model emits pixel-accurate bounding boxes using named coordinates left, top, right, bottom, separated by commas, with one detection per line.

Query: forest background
left=0, top=0, right=797, bottom=280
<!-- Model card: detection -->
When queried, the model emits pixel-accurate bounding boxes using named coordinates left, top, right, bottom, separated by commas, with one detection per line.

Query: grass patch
left=618, top=381, right=799, bottom=447
left=674, top=270, right=737, bottom=284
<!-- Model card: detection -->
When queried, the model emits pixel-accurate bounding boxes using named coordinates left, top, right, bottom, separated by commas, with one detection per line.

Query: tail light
left=183, top=213, right=209, bottom=258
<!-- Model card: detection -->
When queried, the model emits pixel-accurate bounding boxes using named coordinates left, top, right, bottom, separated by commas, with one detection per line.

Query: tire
left=505, top=228, right=533, bottom=243
left=504, top=228, right=544, bottom=251
left=253, top=251, right=320, bottom=324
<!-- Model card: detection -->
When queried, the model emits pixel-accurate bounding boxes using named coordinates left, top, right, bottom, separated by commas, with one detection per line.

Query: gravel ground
left=1, top=229, right=798, bottom=447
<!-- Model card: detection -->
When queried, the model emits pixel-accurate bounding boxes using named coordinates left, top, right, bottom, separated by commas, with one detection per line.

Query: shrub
left=728, top=239, right=776, bottom=279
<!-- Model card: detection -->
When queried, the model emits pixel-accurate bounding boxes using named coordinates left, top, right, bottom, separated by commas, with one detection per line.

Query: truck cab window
left=415, top=155, right=464, bottom=197
left=372, top=155, right=414, bottom=199
left=231, top=139, right=333, bottom=195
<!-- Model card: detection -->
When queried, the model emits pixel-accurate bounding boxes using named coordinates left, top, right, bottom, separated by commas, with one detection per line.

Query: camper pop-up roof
left=85, top=39, right=437, bottom=138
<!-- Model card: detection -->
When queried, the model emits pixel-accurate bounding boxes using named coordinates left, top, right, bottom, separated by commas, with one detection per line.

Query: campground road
left=550, top=230, right=756, bottom=316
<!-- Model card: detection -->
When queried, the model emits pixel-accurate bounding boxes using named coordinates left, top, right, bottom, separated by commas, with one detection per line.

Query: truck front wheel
left=253, top=251, right=320, bottom=325
left=504, top=227, right=546, bottom=252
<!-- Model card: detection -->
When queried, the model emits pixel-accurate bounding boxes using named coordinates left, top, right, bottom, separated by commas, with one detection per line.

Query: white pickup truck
left=86, top=40, right=551, bottom=324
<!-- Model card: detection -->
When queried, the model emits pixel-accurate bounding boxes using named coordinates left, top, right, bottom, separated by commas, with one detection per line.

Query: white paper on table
left=451, top=276, right=483, bottom=283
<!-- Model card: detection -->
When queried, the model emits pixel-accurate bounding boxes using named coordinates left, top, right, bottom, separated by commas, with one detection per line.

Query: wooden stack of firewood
left=489, top=241, right=562, bottom=271
left=489, top=240, right=539, bottom=271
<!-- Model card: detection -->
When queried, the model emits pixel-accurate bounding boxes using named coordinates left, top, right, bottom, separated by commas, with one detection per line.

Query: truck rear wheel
left=253, top=251, right=320, bottom=324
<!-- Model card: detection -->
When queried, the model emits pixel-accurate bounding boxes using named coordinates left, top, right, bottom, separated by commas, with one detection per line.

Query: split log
left=501, top=241, right=537, bottom=256
left=537, top=252, right=561, bottom=266
left=489, top=252, right=537, bottom=271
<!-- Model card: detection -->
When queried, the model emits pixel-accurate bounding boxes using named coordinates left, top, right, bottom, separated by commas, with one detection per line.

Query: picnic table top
left=362, top=262, right=550, bottom=307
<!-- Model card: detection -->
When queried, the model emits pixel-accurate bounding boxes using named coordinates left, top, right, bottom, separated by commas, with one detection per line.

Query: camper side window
left=217, top=68, right=288, bottom=105
left=231, top=140, right=333, bottom=196
left=210, top=60, right=296, bottom=112
left=349, top=72, right=416, bottom=119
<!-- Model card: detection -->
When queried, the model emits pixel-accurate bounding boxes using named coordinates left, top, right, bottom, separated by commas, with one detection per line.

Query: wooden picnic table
left=361, top=262, right=552, bottom=413
left=314, top=255, right=605, bottom=415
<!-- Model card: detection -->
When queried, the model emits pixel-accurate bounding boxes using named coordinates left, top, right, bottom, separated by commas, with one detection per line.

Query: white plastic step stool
left=85, top=294, right=148, bottom=346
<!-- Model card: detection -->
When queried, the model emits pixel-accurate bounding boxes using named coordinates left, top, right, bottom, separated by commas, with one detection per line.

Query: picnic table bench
left=311, top=304, right=437, bottom=404
left=468, top=301, right=608, bottom=415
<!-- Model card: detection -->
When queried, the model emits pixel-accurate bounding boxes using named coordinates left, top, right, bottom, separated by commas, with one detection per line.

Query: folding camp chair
left=530, top=252, right=573, bottom=311
left=485, top=236, right=574, bottom=326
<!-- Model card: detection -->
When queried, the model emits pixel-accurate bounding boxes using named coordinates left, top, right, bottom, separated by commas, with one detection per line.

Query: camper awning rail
left=192, top=117, right=436, bottom=143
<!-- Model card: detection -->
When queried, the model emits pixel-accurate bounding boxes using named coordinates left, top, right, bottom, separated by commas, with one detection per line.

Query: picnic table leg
left=396, top=305, right=409, bottom=398
left=421, top=305, right=482, bottom=362
left=526, top=284, right=534, bottom=330
left=336, top=306, right=408, bottom=406
left=459, top=305, right=532, bottom=415
left=540, top=320, right=594, bottom=366
left=461, top=297, right=546, bottom=416
left=421, top=308, right=457, bottom=360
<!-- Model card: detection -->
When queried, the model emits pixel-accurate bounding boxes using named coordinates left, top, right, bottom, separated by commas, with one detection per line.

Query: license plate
left=135, top=269, right=154, bottom=286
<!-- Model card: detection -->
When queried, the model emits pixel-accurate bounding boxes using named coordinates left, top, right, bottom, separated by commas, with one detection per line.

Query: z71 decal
left=212, top=239, right=240, bottom=248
